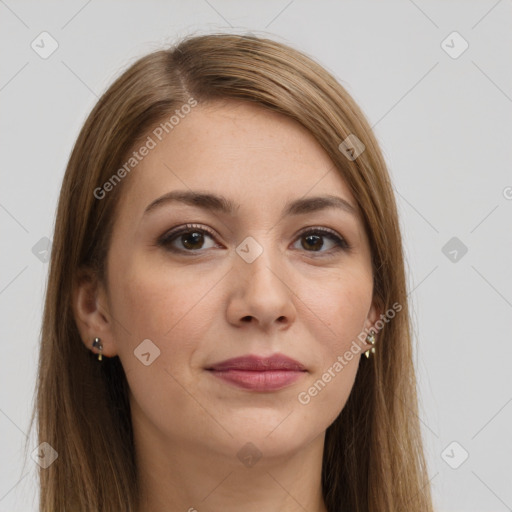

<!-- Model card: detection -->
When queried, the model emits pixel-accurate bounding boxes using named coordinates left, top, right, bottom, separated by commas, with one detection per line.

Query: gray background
left=1, top=1, right=511, bottom=510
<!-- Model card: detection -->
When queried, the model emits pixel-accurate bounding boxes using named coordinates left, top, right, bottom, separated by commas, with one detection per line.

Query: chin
left=218, top=413, right=323, bottom=460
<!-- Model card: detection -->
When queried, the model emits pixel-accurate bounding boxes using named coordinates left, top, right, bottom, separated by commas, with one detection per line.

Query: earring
left=92, top=337, right=103, bottom=361
left=364, top=330, right=376, bottom=358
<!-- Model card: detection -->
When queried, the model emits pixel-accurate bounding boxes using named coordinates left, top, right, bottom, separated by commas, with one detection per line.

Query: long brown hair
left=27, top=32, right=434, bottom=511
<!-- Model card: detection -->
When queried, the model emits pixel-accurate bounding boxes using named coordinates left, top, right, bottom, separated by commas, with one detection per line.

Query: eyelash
left=157, top=223, right=350, bottom=257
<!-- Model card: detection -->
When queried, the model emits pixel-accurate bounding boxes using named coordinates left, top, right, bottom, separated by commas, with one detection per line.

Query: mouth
left=205, top=354, right=308, bottom=392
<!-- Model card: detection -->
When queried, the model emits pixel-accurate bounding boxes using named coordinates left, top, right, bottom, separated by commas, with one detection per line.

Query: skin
left=74, top=99, right=381, bottom=512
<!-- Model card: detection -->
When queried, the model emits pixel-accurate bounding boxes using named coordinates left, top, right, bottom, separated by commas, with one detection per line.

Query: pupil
left=183, top=232, right=203, bottom=250
left=304, top=234, right=322, bottom=251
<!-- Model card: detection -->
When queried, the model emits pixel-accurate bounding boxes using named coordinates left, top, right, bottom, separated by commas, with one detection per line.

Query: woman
left=29, top=33, right=434, bottom=511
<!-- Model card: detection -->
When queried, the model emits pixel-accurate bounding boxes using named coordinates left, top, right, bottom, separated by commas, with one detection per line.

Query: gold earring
left=364, top=330, right=376, bottom=358
left=92, top=337, right=103, bottom=361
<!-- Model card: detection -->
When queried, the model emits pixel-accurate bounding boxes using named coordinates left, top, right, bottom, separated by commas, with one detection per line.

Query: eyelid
left=296, top=225, right=344, bottom=240
left=158, top=223, right=218, bottom=246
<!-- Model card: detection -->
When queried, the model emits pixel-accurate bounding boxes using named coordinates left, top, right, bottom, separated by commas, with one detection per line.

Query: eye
left=292, top=227, right=350, bottom=256
left=157, top=224, right=218, bottom=253
left=157, top=224, right=350, bottom=255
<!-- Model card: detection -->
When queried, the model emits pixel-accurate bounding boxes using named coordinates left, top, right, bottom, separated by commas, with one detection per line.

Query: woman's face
left=92, top=100, right=379, bottom=462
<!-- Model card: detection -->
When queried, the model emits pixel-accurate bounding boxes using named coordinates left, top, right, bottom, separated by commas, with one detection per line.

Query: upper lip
left=206, top=354, right=307, bottom=372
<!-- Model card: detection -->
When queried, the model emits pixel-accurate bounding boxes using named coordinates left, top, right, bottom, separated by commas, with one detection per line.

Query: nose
left=225, top=246, right=297, bottom=332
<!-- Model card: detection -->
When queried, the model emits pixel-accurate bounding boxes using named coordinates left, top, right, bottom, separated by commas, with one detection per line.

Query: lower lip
left=208, top=369, right=306, bottom=391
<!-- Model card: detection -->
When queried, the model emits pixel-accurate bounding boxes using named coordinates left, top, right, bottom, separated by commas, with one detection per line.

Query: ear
left=360, top=296, right=383, bottom=353
left=72, top=267, right=118, bottom=358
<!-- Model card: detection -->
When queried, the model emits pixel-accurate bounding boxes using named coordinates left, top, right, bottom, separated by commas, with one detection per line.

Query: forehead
left=116, top=100, right=359, bottom=221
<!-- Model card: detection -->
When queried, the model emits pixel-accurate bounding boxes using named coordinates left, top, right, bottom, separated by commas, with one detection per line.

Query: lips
left=206, top=354, right=306, bottom=372
left=206, top=354, right=307, bottom=391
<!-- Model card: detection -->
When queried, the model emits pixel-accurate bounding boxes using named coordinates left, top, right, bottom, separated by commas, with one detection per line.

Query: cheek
left=293, top=269, right=372, bottom=417
left=302, top=269, right=373, bottom=353
left=107, top=257, right=221, bottom=440
left=296, top=358, right=359, bottom=428
left=109, top=254, right=216, bottom=340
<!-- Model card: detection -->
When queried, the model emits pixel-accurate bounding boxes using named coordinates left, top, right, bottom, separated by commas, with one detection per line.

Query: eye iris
left=182, top=231, right=204, bottom=250
left=302, top=234, right=323, bottom=251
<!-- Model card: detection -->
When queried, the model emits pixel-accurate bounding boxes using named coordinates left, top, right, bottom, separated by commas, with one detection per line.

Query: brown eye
left=293, top=228, right=349, bottom=255
left=158, top=224, right=218, bottom=253
left=178, top=231, right=207, bottom=250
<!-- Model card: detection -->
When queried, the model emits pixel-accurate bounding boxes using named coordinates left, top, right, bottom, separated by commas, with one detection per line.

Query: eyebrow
left=143, top=190, right=357, bottom=219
